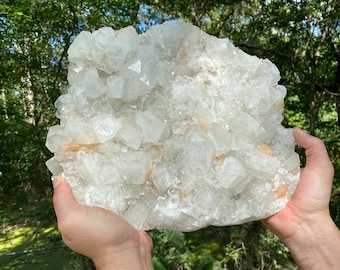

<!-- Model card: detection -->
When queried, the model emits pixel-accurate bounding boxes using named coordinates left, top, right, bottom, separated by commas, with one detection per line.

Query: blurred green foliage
left=0, top=0, right=339, bottom=269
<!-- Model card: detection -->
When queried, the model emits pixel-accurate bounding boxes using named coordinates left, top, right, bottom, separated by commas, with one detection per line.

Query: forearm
left=283, top=216, right=340, bottom=269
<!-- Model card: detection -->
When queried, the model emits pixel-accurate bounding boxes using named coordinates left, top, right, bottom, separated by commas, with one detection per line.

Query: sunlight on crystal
left=46, top=21, right=300, bottom=231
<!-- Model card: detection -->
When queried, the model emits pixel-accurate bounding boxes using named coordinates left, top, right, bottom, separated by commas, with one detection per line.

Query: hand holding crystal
left=52, top=129, right=340, bottom=269
left=263, top=128, right=340, bottom=269
left=49, top=22, right=340, bottom=268
left=52, top=176, right=153, bottom=270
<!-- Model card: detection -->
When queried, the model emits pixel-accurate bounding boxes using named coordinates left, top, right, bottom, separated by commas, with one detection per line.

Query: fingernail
left=52, top=177, right=61, bottom=189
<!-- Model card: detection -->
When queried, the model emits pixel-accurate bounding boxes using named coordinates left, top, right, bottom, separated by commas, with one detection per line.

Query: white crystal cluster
left=46, top=21, right=300, bottom=231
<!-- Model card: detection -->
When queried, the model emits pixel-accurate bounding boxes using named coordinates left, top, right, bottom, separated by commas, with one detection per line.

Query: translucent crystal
left=46, top=21, right=300, bottom=231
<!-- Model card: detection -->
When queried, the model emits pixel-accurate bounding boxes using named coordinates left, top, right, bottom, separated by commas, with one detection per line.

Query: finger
left=52, top=176, right=81, bottom=222
left=293, top=128, right=334, bottom=178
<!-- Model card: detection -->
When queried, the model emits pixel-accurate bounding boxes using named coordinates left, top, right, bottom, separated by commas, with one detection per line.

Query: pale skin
left=53, top=128, right=340, bottom=269
left=263, top=128, right=340, bottom=269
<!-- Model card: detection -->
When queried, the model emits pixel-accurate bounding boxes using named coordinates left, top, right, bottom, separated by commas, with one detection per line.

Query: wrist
left=92, top=234, right=153, bottom=270
left=283, top=214, right=340, bottom=269
left=93, top=246, right=153, bottom=270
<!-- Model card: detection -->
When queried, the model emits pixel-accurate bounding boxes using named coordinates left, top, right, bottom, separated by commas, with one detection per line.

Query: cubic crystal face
left=46, top=21, right=300, bottom=231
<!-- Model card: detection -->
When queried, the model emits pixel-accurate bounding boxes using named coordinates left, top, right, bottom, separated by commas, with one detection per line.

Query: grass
left=0, top=224, right=72, bottom=269
left=0, top=195, right=95, bottom=269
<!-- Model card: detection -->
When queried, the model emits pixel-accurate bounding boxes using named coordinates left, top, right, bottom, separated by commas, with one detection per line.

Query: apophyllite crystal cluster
left=46, top=21, right=300, bottom=231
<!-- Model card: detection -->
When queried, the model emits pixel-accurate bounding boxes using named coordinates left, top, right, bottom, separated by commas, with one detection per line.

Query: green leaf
left=152, top=256, right=166, bottom=270
left=201, top=261, right=213, bottom=270
left=167, top=230, right=185, bottom=249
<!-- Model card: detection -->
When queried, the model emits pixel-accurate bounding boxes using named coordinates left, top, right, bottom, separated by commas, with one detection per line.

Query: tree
left=0, top=0, right=142, bottom=204
left=1, top=0, right=339, bottom=269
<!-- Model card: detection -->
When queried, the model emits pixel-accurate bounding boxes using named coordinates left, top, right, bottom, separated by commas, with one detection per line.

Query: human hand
left=52, top=176, right=153, bottom=270
left=263, top=128, right=340, bottom=269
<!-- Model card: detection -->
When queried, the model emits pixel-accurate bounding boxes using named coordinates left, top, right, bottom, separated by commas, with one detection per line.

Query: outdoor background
left=0, top=0, right=339, bottom=269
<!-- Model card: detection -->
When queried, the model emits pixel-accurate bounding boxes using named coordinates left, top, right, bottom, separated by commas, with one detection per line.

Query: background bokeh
left=1, top=1, right=339, bottom=269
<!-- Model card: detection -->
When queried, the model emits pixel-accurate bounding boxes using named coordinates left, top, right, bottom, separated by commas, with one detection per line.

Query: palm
left=263, top=129, right=334, bottom=241
left=53, top=177, right=152, bottom=262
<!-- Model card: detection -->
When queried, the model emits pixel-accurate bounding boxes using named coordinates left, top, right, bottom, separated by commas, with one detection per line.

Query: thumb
left=293, top=128, right=334, bottom=179
left=52, top=176, right=81, bottom=222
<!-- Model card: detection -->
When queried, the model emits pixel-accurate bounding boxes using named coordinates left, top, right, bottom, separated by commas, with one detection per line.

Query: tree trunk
left=1, top=89, right=8, bottom=119
left=336, top=94, right=340, bottom=130
left=309, top=81, right=317, bottom=136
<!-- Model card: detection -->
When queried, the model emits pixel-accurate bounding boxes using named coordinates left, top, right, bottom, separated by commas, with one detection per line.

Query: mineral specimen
left=46, top=21, right=300, bottom=231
